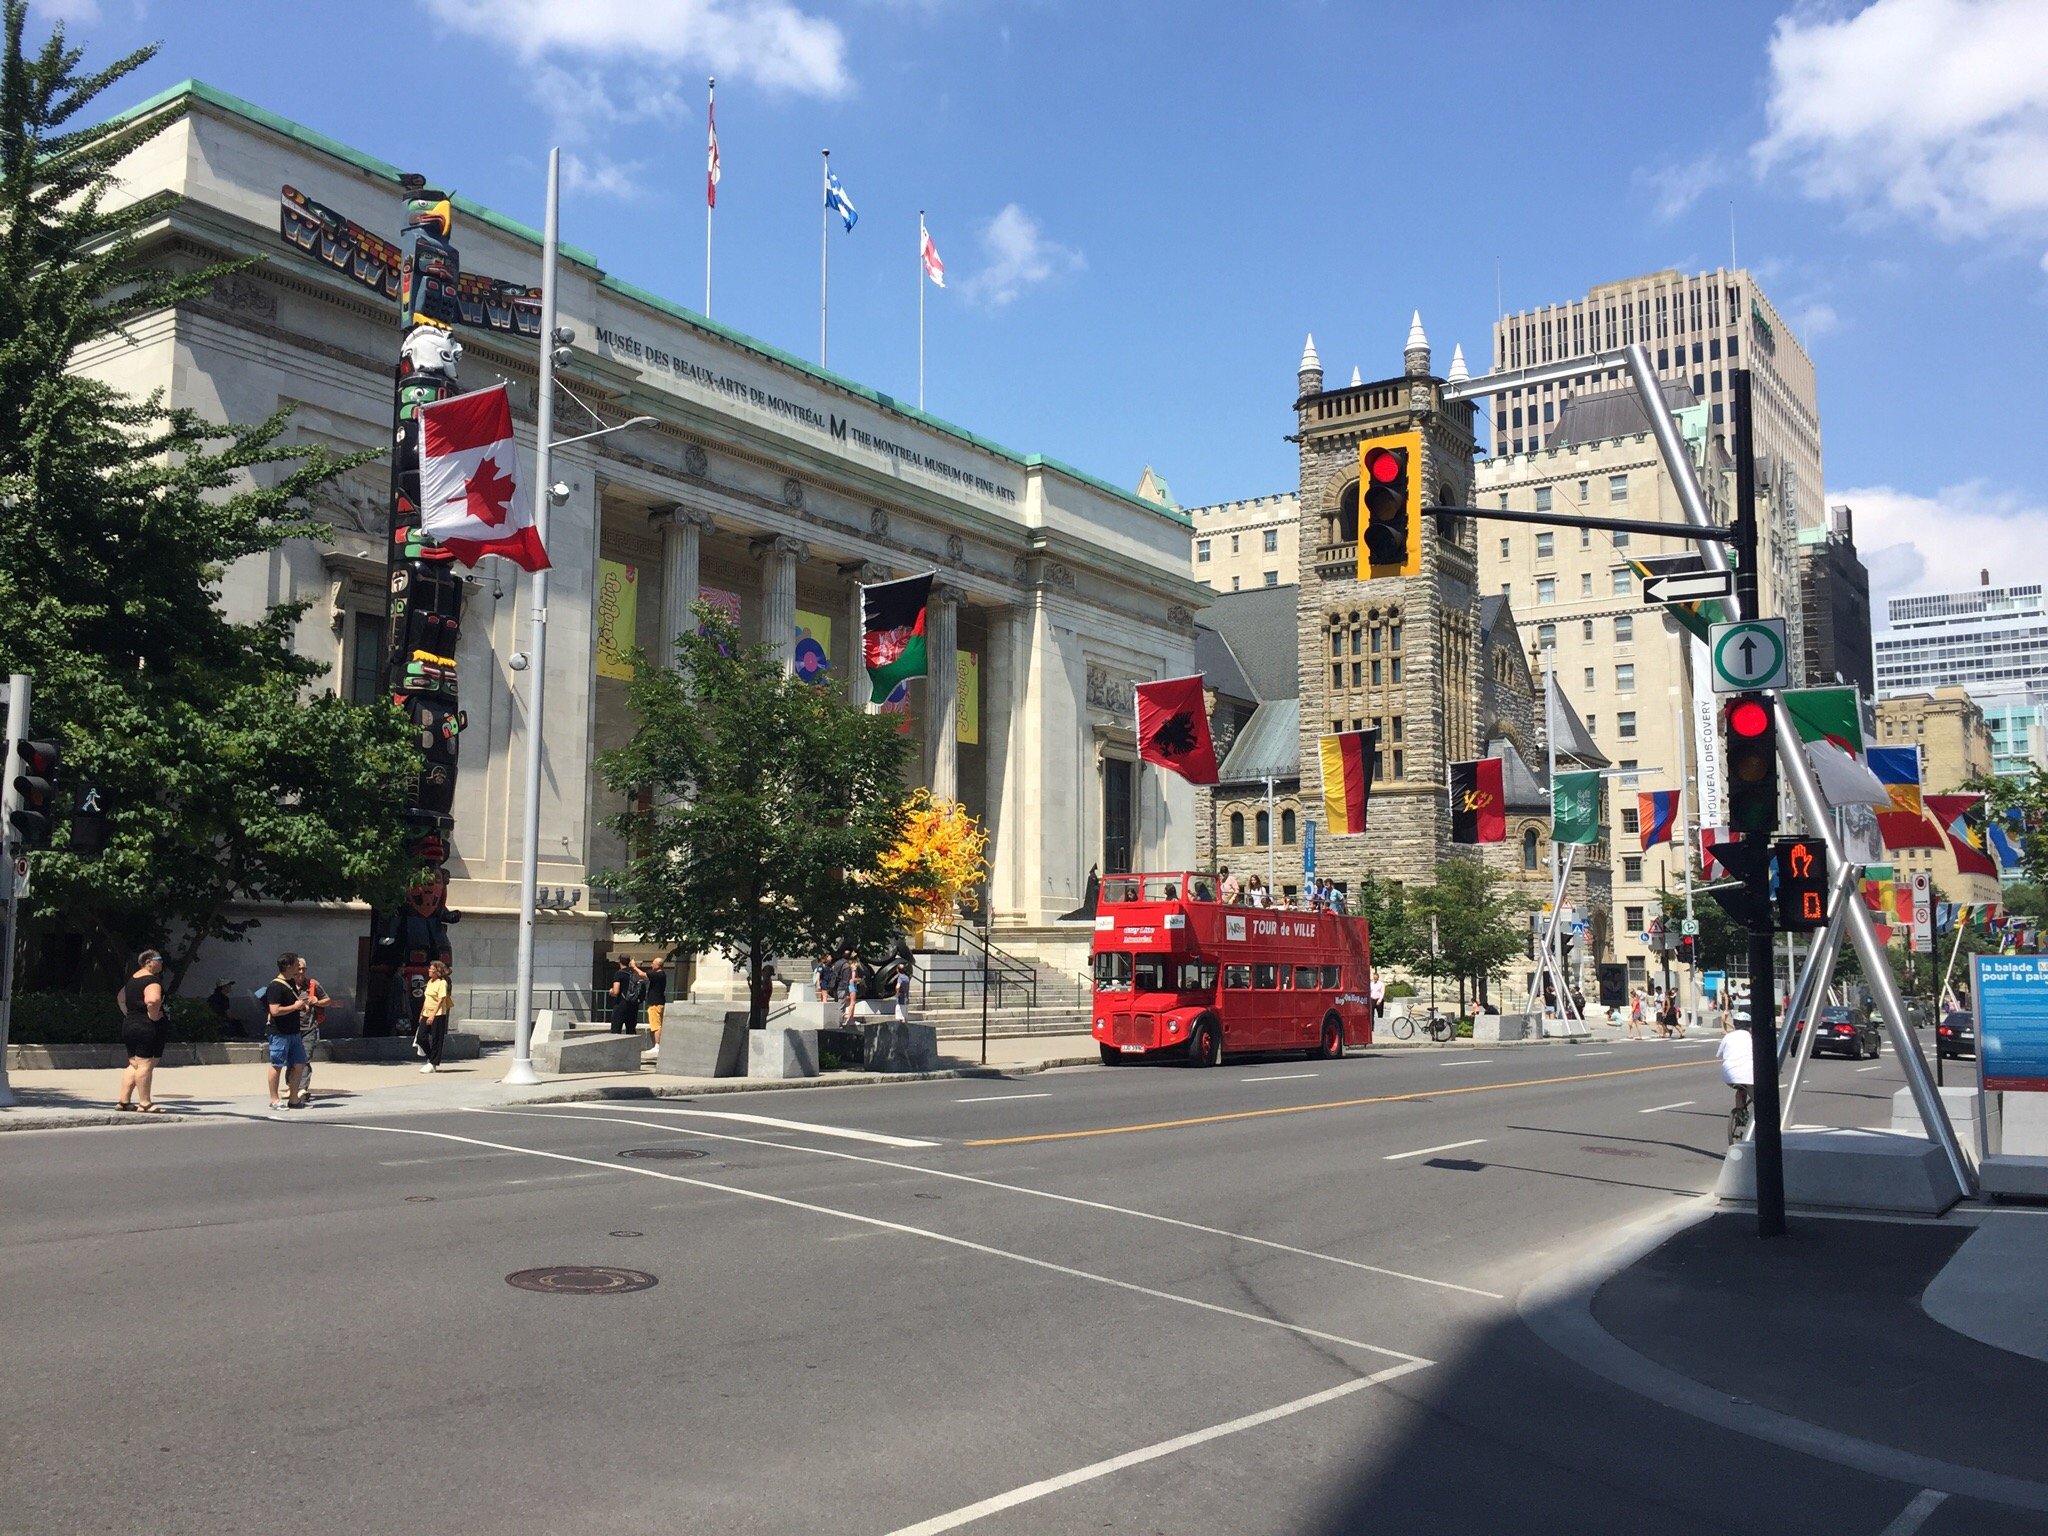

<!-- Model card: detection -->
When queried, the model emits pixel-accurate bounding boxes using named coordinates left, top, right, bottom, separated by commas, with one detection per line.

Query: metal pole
left=979, top=912, right=990, bottom=1068
left=1265, top=775, right=1276, bottom=891
left=820, top=149, right=830, bottom=366
left=918, top=211, right=925, bottom=412
left=505, top=149, right=562, bottom=1088
left=0, top=672, right=26, bottom=1107
left=1780, top=865, right=1853, bottom=1126
left=704, top=78, right=715, bottom=317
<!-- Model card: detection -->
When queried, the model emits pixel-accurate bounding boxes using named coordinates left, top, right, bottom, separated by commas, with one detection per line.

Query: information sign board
left=1975, top=954, right=2048, bottom=1092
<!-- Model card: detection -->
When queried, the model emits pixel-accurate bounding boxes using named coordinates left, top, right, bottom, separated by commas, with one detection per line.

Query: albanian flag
left=1319, top=729, right=1378, bottom=836
left=1135, top=675, right=1219, bottom=785
left=1450, top=758, right=1506, bottom=844
left=862, top=573, right=934, bottom=704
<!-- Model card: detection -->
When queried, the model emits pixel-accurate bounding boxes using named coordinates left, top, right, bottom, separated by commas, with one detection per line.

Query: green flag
left=1552, top=769, right=1602, bottom=845
left=1782, top=686, right=1889, bottom=806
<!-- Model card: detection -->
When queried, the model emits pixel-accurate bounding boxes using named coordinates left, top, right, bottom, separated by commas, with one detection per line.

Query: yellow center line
left=962, top=1059, right=1712, bottom=1147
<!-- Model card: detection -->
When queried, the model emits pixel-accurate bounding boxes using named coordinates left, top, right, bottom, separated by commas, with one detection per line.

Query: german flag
left=1319, top=729, right=1378, bottom=836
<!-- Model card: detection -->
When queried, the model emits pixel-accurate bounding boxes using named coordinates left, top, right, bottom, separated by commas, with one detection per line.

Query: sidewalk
left=1526, top=1200, right=2048, bottom=1516
left=0, top=1030, right=1104, bottom=1132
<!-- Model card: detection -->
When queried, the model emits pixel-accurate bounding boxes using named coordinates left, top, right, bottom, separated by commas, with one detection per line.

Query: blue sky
left=54, top=0, right=2048, bottom=612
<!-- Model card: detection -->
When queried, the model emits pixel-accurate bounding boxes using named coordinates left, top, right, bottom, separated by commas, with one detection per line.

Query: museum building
left=94, top=82, right=1207, bottom=1020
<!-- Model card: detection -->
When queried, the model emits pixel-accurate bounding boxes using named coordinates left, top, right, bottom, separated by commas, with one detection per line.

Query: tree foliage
left=879, top=789, right=987, bottom=934
left=0, top=4, right=415, bottom=985
left=1348, top=874, right=1421, bottom=974
left=598, top=607, right=919, bottom=1027
left=1967, top=766, right=2048, bottom=887
left=1410, top=857, right=1531, bottom=1000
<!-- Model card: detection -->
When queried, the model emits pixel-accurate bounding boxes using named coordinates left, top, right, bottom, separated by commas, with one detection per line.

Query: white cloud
left=561, top=152, right=645, bottom=199
left=1836, top=481, right=2048, bottom=607
left=1791, top=300, right=1839, bottom=338
left=423, top=0, right=851, bottom=98
left=961, top=204, right=1083, bottom=308
left=1637, top=153, right=1729, bottom=221
left=39, top=0, right=99, bottom=20
left=1755, top=0, right=2048, bottom=251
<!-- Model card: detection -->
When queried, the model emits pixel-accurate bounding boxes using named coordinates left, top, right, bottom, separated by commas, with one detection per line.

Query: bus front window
left=1133, top=956, right=1171, bottom=992
left=1093, top=952, right=1132, bottom=991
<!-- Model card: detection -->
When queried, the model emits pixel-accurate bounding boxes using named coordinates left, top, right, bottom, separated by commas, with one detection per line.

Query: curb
left=0, top=1053, right=1104, bottom=1132
left=1516, top=1197, right=2048, bottom=1514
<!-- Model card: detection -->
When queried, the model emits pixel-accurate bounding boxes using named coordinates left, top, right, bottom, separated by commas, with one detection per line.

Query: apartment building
left=1875, top=577, right=2048, bottom=703
left=1188, top=492, right=1301, bottom=593
left=1797, top=505, right=1874, bottom=694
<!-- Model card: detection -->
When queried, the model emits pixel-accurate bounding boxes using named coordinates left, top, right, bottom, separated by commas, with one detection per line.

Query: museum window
left=1229, top=812, right=1245, bottom=847
left=1389, top=623, right=1402, bottom=649
left=1586, top=715, right=1596, bottom=734
left=1628, top=956, right=1647, bottom=984
left=1390, top=657, right=1402, bottom=682
left=1352, top=628, right=1363, bottom=655
left=1262, top=529, right=1278, bottom=553
left=1392, top=749, right=1404, bottom=778
left=1584, top=668, right=1595, bottom=691
left=1263, top=571, right=1279, bottom=588
left=1499, top=537, right=1510, bottom=558
left=1232, top=576, right=1241, bottom=591
left=1537, top=623, right=1555, bottom=647
left=1332, top=663, right=1344, bottom=689
left=1625, top=905, right=1645, bottom=930
left=1522, top=828, right=1539, bottom=869
left=1230, top=534, right=1240, bottom=554
left=1281, top=809, right=1297, bottom=844
left=1614, top=615, right=1633, bottom=642
left=1391, top=716, right=1404, bottom=742
left=1196, top=539, right=1211, bottom=563
left=1353, top=661, right=1363, bottom=687
left=1608, top=474, right=1628, bottom=501
left=1256, top=810, right=1270, bottom=846
left=1580, top=572, right=1594, bottom=597
left=1621, top=807, right=1640, bottom=834
left=1331, top=482, right=1359, bottom=544
left=1534, top=487, right=1552, bottom=512
left=1331, top=630, right=1343, bottom=657
left=346, top=611, right=384, bottom=706
left=1611, top=526, right=1629, bottom=548
left=1623, top=856, right=1643, bottom=883
left=1371, top=660, right=1382, bottom=686
left=1580, top=526, right=1591, bottom=549
left=1581, top=618, right=1594, bottom=641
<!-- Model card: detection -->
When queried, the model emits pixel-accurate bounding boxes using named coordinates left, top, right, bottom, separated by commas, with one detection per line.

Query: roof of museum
left=1197, top=584, right=1299, bottom=703
left=1194, top=625, right=1256, bottom=705
left=1217, top=698, right=1299, bottom=784
left=107, top=80, right=1188, bottom=530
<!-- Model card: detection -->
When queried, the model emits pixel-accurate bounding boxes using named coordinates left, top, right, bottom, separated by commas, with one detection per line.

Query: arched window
left=1281, top=809, right=1297, bottom=844
left=1229, top=812, right=1245, bottom=847
left=1522, top=826, right=1540, bottom=870
left=1256, top=810, right=1271, bottom=846
left=1329, top=482, right=1359, bottom=545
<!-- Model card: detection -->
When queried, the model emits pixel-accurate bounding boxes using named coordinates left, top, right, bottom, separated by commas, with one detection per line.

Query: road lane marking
left=884, top=1361, right=1431, bottom=1536
left=490, top=1107, right=1504, bottom=1299
left=1856, top=1065, right=1883, bottom=1074
left=538, top=1104, right=936, bottom=1148
left=954, top=1093, right=1053, bottom=1103
left=1576, top=1051, right=1613, bottom=1058
left=1876, top=1490, right=1948, bottom=1536
left=1240, top=1072, right=1318, bottom=1083
left=335, top=1120, right=1430, bottom=1363
left=964, top=1059, right=1711, bottom=1147
left=1384, top=1138, right=1487, bottom=1162
left=1640, top=1101, right=1696, bottom=1114
left=1439, top=1060, right=1492, bottom=1067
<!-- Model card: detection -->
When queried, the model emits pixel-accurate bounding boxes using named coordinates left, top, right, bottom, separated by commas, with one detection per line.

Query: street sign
left=1709, top=618, right=1789, bottom=693
left=1642, top=570, right=1734, bottom=606
left=1681, top=917, right=1700, bottom=937
left=1911, top=869, right=1933, bottom=955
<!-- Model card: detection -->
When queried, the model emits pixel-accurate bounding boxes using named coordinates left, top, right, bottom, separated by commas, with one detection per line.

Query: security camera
left=509, top=652, right=530, bottom=671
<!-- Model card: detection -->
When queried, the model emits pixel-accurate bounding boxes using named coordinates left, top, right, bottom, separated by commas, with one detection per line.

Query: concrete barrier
left=534, top=1030, right=646, bottom=1076
left=860, top=1020, right=940, bottom=1073
left=1473, top=1012, right=1530, bottom=1044
left=655, top=1012, right=749, bottom=1078
left=749, top=1028, right=820, bottom=1080
left=1717, top=1127, right=1965, bottom=1215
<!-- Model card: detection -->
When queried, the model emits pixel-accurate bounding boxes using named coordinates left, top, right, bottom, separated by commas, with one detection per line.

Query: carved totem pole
left=366, top=178, right=469, bottom=1034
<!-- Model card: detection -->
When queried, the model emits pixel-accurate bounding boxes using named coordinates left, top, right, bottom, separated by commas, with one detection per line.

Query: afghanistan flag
left=1449, top=758, right=1506, bottom=844
left=1319, top=729, right=1378, bottom=836
left=1552, top=769, right=1603, bottom=846
left=862, top=573, right=933, bottom=704
left=1135, top=675, right=1220, bottom=785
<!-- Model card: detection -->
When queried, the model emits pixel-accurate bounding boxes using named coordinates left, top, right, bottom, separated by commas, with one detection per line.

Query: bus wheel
left=1189, top=1016, right=1220, bottom=1068
left=1317, top=1016, right=1344, bottom=1061
left=1100, top=1043, right=1128, bottom=1066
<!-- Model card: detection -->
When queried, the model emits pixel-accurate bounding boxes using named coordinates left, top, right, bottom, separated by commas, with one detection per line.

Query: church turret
left=1404, top=311, right=1431, bottom=378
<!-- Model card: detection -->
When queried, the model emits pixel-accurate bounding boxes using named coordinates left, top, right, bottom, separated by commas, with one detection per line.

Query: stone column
left=926, top=584, right=963, bottom=799
left=653, top=505, right=714, bottom=669
left=840, top=561, right=891, bottom=707
left=981, top=604, right=1020, bottom=918
left=751, top=535, right=809, bottom=673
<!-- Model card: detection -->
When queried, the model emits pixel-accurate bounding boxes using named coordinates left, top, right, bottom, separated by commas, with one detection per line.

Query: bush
left=1455, top=1017, right=1474, bottom=1038
left=1383, top=981, right=1417, bottom=999
left=10, top=992, right=220, bottom=1045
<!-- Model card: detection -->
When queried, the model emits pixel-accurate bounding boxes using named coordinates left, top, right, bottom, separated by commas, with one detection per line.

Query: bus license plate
left=1119, top=1044, right=1145, bottom=1053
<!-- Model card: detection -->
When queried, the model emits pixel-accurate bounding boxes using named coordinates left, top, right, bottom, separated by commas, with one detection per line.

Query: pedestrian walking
left=1628, top=989, right=1646, bottom=1040
left=1369, top=973, right=1387, bottom=1021
left=608, top=955, right=645, bottom=1034
left=840, top=953, right=867, bottom=1027
left=299, top=970, right=331, bottom=1100
left=894, top=963, right=911, bottom=1022
left=115, top=949, right=169, bottom=1112
left=1660, top=991, right=1682, bottom=1039
left=263, top=953, right=311, bottom=1111
left=643, top=956, right=669, bottom=1057
left=417, top=959, right=452, bottom=1072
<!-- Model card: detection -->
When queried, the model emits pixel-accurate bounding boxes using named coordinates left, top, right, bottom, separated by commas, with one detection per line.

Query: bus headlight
left=1094, top=1019, right=1105, bottom=1032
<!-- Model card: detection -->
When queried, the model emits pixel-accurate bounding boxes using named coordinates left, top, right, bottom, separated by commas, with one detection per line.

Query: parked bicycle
left=1390, top=1010, right=1456, bottom=1044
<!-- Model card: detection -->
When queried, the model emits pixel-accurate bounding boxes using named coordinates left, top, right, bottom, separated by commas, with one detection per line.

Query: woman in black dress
left=117, top=950, right=169, bottom=1112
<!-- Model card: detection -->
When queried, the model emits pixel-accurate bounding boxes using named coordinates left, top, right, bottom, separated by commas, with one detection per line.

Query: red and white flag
left=417, top=383, right=549, bottom=572
left=920, top=216, right=944, bottom=288
left=706, top=87, right=721, bottom=208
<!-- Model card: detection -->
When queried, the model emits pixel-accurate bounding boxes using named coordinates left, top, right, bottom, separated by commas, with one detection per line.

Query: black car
left=1813, top=1006, right=1882, bottom=1059
left=1936, top=1010, right=1978, bottom=1060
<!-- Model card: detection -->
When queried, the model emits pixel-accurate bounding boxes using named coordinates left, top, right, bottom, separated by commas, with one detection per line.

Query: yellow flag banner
left=957, top=651, right=980, bottom=745
left=595, top=559, right=639, bottom=680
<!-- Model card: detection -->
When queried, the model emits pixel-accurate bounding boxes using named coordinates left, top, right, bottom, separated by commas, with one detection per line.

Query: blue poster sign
left=1973, top=954, right=2048, bottom=1092
left=1302, top=819, right=1317, bottom=875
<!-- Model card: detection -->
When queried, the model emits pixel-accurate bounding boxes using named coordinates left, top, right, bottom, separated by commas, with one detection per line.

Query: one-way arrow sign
left=1641, top=570, right=1734, bottom=606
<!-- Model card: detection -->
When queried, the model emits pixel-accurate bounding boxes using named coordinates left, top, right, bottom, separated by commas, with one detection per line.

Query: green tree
left=0, top=4, right=415, bottom=985
left=598, top=607, right=918, bottom=1028
left=1412, top=857, right=1530, bottom=1009
left=1659, top=889, right=1745, bottom=973
left=1348, top=873, right=1421, bottom=977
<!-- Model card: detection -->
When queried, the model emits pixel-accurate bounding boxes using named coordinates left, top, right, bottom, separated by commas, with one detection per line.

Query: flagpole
left=820, top=148, right=830, bottom=366
left=704, top=77, right=715, bottom=318
left=506, top=147, right=562, bottom=1088
left=918, top=211, right=925, bottom=412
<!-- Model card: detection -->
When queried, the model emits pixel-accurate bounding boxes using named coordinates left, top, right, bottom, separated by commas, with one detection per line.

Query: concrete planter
left=1472, top=1012, right=1530, bottom=1044
left=655, top=1012, right=750, bottom=1078
left=860, top=1020, right=940, bottom=1073
left=749, top=1027, right=820, bottom=1080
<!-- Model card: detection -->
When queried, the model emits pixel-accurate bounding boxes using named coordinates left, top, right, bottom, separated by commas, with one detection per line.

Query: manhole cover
left=506, top=1266, right=658, bottom=1295
left=617, top=1146, right=708, bottom=1161
left=609, top=1230, right=643, bottom=1238
left=1581, top=1145, right=1655, bottom=1158
left=404, top=1195, right=436, bottom=1203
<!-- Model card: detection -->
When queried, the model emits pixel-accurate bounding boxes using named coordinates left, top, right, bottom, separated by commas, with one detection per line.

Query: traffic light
left=1357, top=428, right=1423, bottom=580
left=1774, top=837, right=1829, bottom=932
left=10, top=738, right=59, bottom=849
left=1724, top=692, right=1778, bottom=834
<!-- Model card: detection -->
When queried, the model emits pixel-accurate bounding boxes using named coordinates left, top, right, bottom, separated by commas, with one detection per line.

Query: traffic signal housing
left=10, top=738, right=59, bottom=849
left=1357, top=428, right=1423, bottom=580
left=1724, top=692, right=1778, bottom=834
left=1774, top=836, right=1829, bottom=932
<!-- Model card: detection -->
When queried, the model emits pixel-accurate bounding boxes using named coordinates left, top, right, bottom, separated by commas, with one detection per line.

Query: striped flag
left=1868, top=746, right=1940, bottom=849
left=706, top=83, right=720, bottom=207
left=1638, top=789, right=1680, bottom=851
left=1319, top=729, right=1378, bottom=836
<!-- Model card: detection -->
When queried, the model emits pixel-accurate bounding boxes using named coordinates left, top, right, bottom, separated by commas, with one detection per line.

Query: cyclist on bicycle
left=1719, top=1007, right=1754, bottom=1132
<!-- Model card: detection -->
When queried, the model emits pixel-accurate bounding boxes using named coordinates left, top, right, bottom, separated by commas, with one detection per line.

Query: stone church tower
left=1292, top=316, right=1482, bottom=887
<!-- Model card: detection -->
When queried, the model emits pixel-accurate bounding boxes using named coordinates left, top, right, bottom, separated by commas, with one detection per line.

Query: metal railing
left=455, top=983, right=599, bottom=1026
left=914, top=925, right=1040, bottom=1013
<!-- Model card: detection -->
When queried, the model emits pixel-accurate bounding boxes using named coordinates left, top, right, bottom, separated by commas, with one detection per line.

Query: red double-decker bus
left=1089, top=872, right=1374, bottom=1066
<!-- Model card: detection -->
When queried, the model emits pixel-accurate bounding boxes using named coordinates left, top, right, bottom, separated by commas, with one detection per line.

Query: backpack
left=621, top=970, right=646, bottom=1005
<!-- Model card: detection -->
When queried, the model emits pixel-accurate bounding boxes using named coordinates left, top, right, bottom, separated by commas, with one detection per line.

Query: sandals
left=115, top=1102, right=136, bottom=1112
left=136, top=1104, right=167, bottom=1113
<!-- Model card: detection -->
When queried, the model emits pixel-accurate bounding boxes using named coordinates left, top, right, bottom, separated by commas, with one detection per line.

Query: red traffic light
left=1364, top=446, right=1403, bottom=483
left=1728, top=699, right=1770, bottom=737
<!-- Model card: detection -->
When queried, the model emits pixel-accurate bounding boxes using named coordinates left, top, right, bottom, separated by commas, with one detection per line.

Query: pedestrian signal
left=1773, top=837, right=1828, bottom=932
left=1357, top=428, right=1423, bottom=580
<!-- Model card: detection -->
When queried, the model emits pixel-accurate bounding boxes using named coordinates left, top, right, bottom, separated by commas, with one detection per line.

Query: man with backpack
left=608, top=955, right=647, bottom=1035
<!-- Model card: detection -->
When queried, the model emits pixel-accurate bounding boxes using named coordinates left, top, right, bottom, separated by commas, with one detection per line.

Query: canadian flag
left=417, top=383, right=550, bottom=572
left=920, top=219, right=944, bottom=288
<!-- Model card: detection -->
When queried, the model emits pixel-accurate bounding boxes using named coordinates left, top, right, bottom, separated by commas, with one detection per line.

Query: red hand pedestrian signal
left=1788, top=842, right=1813, bottom=878
left=1774, top=836, right=1829, bottom=933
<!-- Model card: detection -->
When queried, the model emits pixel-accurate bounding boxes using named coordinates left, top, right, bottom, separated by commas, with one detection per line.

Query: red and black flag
left=1135, top=674, right=1219, bottom=785
left=862, top=572, right=933, bottom=704
left=1449, top=757, right=1507, bottom=844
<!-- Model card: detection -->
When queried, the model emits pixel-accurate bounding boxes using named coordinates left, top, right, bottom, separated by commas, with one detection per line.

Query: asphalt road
left=3, top=1034, right=2022, bottom=1536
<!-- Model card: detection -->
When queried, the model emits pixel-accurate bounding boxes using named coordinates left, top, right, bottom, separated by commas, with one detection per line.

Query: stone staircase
left=912, top=936, right=1095, bottom=1040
